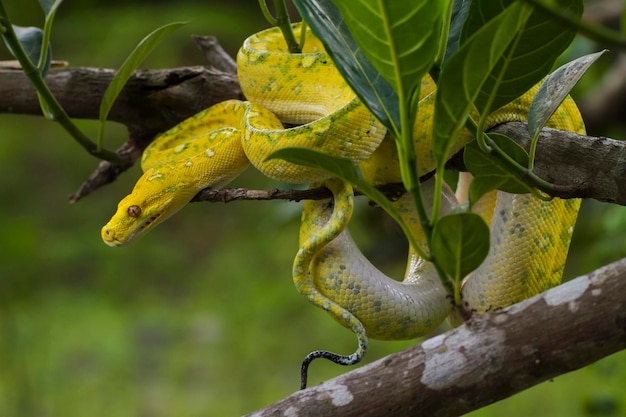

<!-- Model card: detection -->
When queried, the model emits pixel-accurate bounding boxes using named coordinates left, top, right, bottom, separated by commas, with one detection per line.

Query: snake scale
left=101, top=23, right=585, bottom=387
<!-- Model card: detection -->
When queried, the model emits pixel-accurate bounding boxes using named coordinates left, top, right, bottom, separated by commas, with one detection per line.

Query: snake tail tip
left=299, top=349, right=364, bottom=390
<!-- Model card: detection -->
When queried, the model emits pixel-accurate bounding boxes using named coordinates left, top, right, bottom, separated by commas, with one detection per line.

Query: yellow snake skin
left=101, top=23, right=586, bottom=378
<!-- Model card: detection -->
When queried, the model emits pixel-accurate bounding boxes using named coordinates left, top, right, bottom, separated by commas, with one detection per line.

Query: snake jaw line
left=101, top=185, right=184, bottom=246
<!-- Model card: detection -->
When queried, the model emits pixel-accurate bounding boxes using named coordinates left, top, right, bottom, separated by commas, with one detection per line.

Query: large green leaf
left=330, top=0, right=445, bottom=105
left=293, top=0, right=400, bottom=133
left=431, top=212, right=490, bottom=284
left=97, top=21, right=186, bottom=147
left=431, top=1, right=533, bottom=167
left=461, top=0, right=583, bottom=114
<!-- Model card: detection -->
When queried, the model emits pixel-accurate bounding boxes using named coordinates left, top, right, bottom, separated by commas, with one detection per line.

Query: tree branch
left=246, top=257, right=626, bottom=417
left=1, top=36, right=243, bottom=202
left=0, top=66, right=242, bottom=139
left=189, top=122, right=626, bottom=206
left=2, top=37, right=626, bottom=206
left=489, top=122, right=626, bottom=205
left=190, top=183, right=408, bottom=204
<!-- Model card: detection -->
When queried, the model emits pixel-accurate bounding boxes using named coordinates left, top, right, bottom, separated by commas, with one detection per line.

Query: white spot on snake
left=421, top=328, right=505, bottom=390
left=543, top=276, right=589, bottom=312
left=147, top=173, right=163, bottom=182
left=568, top=226, right=574, bottom=234
left=174, top=143, right=187, bottom=153
left=206, top=148, right=215, bottom=157
left=185, top=160, right=193, bottom=167
left=322, top=380, right=353, bottom=406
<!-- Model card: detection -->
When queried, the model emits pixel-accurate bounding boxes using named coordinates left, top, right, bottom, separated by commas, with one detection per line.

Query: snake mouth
left=103, top=238, right=123, bottom=248
left=101, top=227, right=124, bottom=247
left=101, top=210, right=165, bottom=247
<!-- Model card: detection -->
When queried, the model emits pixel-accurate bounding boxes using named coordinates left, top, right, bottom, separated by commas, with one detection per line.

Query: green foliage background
left=0, top=1, right=625, bottom=416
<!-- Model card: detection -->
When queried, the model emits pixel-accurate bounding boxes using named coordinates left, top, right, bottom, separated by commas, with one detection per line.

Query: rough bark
left=0, top=66, right=242, bottom=138
left=489, top=122, right=626, bottom=205
left=246, top=258, right=626, bottom=417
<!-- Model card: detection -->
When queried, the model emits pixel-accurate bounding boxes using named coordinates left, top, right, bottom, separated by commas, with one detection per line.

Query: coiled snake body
left=102, top=24, right=585, bottom=385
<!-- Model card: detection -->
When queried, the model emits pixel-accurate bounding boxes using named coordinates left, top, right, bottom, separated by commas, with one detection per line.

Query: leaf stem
left=0, top=8, right=126, bottom=163
left=299, top=19, right=307, bottom=51
left=38, top=13, right=55, bottom=73
left=528, top=131, right=540, bottom=170
left=258, top=0, right=278, bottom=25
left=466, top=117, right=557, bottom=195
left=397, top=88, right=433, bottom=252
left=272, top=0, right=301, bottom=53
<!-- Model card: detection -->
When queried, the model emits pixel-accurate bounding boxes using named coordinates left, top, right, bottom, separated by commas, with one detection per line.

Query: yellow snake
left=101, top=24, right=585, bottom=387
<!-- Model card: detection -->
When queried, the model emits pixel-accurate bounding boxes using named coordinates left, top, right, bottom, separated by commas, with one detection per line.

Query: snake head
left=101, top=171, right=196, bottom=247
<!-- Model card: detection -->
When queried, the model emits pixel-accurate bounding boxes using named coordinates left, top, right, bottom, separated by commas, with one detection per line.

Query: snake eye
left=127, top=205, right=142, bottom=218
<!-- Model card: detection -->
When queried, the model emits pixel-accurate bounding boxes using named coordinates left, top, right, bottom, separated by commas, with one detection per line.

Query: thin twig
left=190, top=183, right=407, bottom=204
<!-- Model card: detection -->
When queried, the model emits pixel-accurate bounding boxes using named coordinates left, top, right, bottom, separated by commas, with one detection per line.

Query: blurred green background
left=1, top=1, right=625, bottom=416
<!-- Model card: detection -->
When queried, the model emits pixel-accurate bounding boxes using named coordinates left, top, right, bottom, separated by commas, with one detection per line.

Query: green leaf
left=2, top=25, right=51, bottom=76
left=444, top=0, right=471, bottom=63
left=528, top=50, right=606, bottom=139
left=267, top=148, right=394, bottom=210
left=431, top=1, right=532, bottom=167
left=462, top=0, right=583, bottom=114
left=38, top=0, right=63, bottom=17
left=38, top=0, right=63, bottom=75
left=293, top=0, right=400, bottom=133
left=431, top=212, right=490, bottom=283
left=467, top=176, right=506, bottom=206
left=330, top=0, right=445, bottom=105
left=97, top=21, right=187, bottom=147
left=464, top=133, right=532, bottom=205
left=269, top=148, right=364, bottom=185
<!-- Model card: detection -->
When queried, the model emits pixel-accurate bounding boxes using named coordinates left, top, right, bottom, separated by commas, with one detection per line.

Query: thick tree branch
left=1, top=40, right=626, bottom=206
left=246, top=257, right=626, bottom=417
left=0, top=66, right=242, bottom=139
